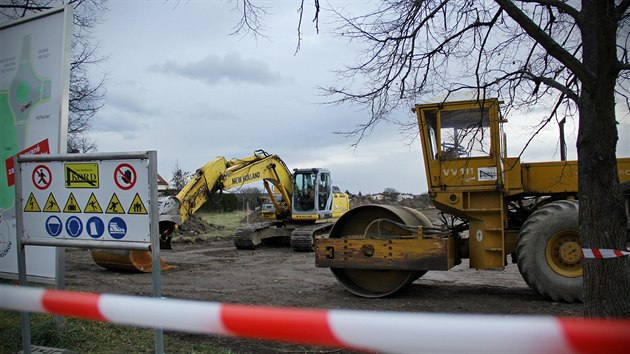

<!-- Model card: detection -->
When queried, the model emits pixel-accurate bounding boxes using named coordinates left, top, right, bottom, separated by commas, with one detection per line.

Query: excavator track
left=233, top=222, right=276, bottom=249
left=290, top=222, right=334, bottom=252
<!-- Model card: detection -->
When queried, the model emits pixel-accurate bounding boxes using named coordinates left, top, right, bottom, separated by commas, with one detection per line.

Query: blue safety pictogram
left=86, top=216, right=105, bottom=239
left=45, top=216, right=62, bottom=237
left=108, top=217, right=127, bottom=240
left=65, top=216, right=83, bottom=238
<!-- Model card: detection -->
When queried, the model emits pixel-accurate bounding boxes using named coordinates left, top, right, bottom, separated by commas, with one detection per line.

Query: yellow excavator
left=92, top=150, right=349, bottom=271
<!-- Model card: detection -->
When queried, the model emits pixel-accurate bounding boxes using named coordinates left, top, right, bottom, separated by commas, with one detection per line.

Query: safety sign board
left=16, top=152, right=156, bottom=246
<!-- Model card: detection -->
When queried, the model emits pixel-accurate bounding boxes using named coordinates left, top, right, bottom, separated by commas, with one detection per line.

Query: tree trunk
left=578, top=0, right=630, bottom=318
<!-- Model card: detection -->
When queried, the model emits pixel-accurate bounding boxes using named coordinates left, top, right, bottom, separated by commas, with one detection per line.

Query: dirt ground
left=62, top=209, right=583, bottom=353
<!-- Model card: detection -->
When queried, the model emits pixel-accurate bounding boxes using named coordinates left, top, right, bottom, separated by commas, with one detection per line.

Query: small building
left=370, top=193, right=386, bottom=201
left=157, top=174, right=170, bottom=191
left=397, top=193, right=414, bottom=202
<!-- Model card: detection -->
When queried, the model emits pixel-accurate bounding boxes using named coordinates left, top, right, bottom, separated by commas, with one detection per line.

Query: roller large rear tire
left=329, top=205, right=432, bottom=298
left=516, top=200, right=582, bottom=303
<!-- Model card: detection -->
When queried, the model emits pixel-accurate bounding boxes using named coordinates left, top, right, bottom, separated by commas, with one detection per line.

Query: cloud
left=150, top=52, right=289, bottom=86
left=105, top=90, right=158, bottom=117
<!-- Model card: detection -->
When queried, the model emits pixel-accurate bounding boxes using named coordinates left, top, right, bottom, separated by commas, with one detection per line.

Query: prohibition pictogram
left=32, top=165, right=52, bottom=190
left=114, top=163, right=136, bottom=190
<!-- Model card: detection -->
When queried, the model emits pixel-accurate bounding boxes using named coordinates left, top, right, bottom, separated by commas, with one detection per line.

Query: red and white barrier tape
left=2, top=284, right=629, bottom=354
left=582, top=248, right=630, bottom=259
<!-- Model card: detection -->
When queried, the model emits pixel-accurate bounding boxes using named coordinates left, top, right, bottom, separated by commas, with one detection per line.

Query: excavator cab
left=291, top=168, right=333, bottom=221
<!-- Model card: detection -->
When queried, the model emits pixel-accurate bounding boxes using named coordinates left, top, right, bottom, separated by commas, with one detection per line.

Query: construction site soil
left=63, top=209, right=583, bottom=353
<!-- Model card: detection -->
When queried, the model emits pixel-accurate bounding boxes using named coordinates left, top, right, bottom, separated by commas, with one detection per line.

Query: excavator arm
left=158, top=150, right=294, bottom=247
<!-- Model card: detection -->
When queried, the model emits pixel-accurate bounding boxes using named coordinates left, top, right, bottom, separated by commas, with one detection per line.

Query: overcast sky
left=88, top=1, right=630, bottom=195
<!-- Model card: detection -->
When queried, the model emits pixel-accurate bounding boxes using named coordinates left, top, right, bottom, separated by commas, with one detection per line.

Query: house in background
left=157, top=174, right=170, bottom=192
left=370, top=193, right=386, bottom=201
left=397, top=193, right=414, bottom=202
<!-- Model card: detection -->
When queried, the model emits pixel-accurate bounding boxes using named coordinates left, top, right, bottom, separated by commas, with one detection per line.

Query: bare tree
left=323, top=1, right=629, bottom=318
left=382, top=187, right=400, bottom=202
left=171, top=162, right=191, bottom=191
left=1, top=0, right=106, bottom=153
left=238, top=186, right=264, bottom=210
left=232, top=1, right=629, bottom=317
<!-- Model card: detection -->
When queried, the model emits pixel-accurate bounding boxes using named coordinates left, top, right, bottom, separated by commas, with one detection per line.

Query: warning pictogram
left=114, top=163, right=136, bottom=190
left=24, top=193, right=41, bottom=212
left=106, top=193, right=125, bottom=214
left=43, top=193, right=61, bottom=212
left=128, top=193, right=148, bottom=214
left=32, top=165, right=52, bottom=190
left=63, top=193, right=82, bottom=213
left=84, top=193, right=103, bottom=213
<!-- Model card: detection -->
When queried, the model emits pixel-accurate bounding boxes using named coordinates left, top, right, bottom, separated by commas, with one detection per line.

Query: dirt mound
left=178, top=215, right=224, bottom=235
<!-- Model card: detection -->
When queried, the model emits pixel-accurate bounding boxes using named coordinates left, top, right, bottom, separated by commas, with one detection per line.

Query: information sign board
left=0, top=5, right=72, bottom=282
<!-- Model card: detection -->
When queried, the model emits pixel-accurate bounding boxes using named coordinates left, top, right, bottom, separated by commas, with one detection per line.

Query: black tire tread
left=516, top=200, right=582, bottom=303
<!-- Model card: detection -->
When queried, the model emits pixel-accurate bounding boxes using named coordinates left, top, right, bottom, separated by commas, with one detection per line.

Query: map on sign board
left=0, top=5, right=72, bottom=281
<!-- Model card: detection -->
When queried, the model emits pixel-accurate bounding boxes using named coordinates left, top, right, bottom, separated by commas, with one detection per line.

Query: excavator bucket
left=91, top=249, right=174, bottom=272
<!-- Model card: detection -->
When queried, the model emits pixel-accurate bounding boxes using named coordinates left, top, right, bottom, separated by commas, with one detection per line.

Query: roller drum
left=329, top=204, right=432, bottom=298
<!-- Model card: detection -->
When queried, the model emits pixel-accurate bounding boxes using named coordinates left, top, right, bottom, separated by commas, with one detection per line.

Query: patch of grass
left=199, top=211, right=250, bottom=232
left=0, top=311, right=233, bottom=353
left=174, top=211, right=250, bottom=244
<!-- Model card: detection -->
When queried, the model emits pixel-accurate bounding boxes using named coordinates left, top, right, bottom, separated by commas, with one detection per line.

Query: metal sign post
left=15, top=151, right=162, bottom=354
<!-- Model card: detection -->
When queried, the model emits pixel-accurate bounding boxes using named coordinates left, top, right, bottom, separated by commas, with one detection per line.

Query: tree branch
left=495, top=0, right=592, bottom=82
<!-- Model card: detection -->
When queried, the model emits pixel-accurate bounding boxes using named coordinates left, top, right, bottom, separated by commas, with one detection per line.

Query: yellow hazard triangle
left=63, top=193, right=82, bottom=213
left=24, top=193, right=41, bottom=212
left=83, top=193, right=103, bottom=213
left=43, top=193, right=61, bottom=212
left=106, top=193, right=125, bottom=214
left=127, top=193, right=148, bottom=214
